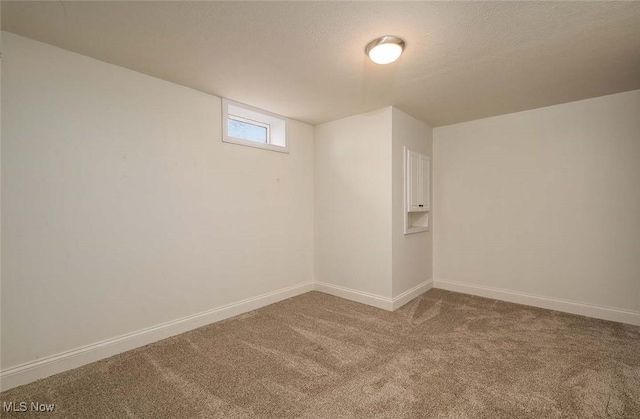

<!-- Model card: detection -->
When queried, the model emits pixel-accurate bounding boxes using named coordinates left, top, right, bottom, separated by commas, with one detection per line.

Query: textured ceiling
left=2, top=1, right=640, bottom=126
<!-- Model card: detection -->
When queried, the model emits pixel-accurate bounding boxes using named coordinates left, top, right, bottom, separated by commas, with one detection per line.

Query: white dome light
left=366, top=36, right=405, bottom=65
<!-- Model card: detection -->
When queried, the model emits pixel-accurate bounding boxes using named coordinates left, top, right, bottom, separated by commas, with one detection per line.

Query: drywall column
left=433, top=90, right=640, bottom=323
left=391, top=108, right=433, bottom=298
left=314, top=108, right=393, bottom=300
left=315, top=107, right=434, bottom=307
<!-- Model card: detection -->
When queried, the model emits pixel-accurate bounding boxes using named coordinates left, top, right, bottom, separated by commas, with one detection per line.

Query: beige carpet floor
left=1, top=289, right=639, bottom=418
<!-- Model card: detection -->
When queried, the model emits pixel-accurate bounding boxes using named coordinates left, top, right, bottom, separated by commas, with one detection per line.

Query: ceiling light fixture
left=365, top=35, right=406, bottom=65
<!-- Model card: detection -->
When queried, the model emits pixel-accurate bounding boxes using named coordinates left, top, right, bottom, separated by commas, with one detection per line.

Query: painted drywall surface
left=391, top=108, right=433, bottom=298
left=314, top=108, right=393, bottom=298
left=1, top=32, right=314, bottom=369
left=433, top=90, right=640, bottom=312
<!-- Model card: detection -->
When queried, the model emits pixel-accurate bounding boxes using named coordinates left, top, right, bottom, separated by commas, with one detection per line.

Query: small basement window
left=222, top=98, right=288, bottom=153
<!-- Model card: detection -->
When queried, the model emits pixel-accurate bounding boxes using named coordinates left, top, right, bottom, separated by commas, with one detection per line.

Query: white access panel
left=404, top=147, right=430, bottom=234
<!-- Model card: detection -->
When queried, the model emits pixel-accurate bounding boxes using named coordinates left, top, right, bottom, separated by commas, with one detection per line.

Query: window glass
left=228, top=117, right=268, bottom=144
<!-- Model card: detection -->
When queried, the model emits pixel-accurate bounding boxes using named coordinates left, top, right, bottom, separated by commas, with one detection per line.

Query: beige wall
left=391, top=108, right=432, bottom=297
left=1, top=32, right=315, bottom=370
left=433, top=90, right=640, bottom=314
left=314, top=108, right=393, bottom=298
left=314, top=107, right=433, bottom=303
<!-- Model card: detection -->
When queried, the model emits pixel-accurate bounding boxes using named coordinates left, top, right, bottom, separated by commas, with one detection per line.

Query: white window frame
left=222, top=98, right=289, bottom=153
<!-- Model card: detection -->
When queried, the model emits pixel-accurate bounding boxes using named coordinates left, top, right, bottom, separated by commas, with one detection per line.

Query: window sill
left=222, top=136, right=289, bottom=153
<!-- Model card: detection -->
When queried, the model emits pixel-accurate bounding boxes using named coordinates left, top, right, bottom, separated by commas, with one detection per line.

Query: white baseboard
left=434, top=278, right=640, bottom=326
left=0, top=281, right=314, bottom=392
left=313, top=279, right=433, bottom=312
left=392, top=279, right=433, bottom=310
left=313, top=281, right=393, bottom=311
